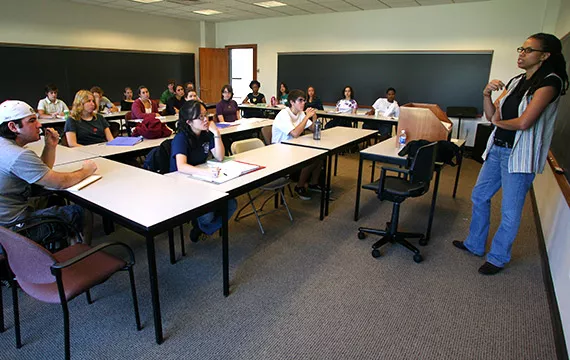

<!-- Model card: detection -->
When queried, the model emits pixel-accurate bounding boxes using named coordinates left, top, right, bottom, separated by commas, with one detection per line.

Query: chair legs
left=234, top=188, right=293, bottom=235
left=357, top=202, right=425, bottom=263
left=179, top=225, right=185, bottom=256
left=127, top=267, right=142, bottom=331
left=10, top=278, right=21, bottom=348
left=60, top=300, right=71, bottom=360
left=85, top=290, right=93, bottom=304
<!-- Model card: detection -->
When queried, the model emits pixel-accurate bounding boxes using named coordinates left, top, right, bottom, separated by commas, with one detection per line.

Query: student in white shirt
left=37, top=84, right=69, bottom=119
left=364, top=87, right=399, bottom=136
left=272, top=89, right=321, bottom=200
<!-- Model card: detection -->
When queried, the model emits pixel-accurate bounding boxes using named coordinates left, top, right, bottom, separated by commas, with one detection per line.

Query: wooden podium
left=397, top=103, right=453, bottom=145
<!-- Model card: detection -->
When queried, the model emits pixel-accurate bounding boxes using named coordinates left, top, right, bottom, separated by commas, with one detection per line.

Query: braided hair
left=177, top=100, right=207, bottom=148
left=527, top=33, right=569, bottom=96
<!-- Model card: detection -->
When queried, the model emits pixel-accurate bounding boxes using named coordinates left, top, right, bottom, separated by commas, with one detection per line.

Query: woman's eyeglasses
left=517, top=47, right=544, bottom=54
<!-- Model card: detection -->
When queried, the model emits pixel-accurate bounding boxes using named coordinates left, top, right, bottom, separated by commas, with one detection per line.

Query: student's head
left=175, top=84, right=185, bottom=98
left=386, top=87, right=396, bottom=102
left=185, top=89, right=198, bottom=101
left=249, top=80, right=261, bottom=93
left=342, top=86, right=354, bottom=100
left=178, top=100, right=208, bottom=137
left=221, top=84, right=233, bottom=101
left=167, top=79, right=176, bottom=92
left=279, top=82, right=289, bottom=95
left=523, top=33, right=569, bottom=95
left=138, top=86, right=150, bottom=101
left=90, top=86, right=104, bottom=99
left=124, top=87, right=133, bottom=100
left=307, top=86, right=316, bottom=100
left=287, top=89, right=306, bottom=112
left=0, top=100, right=40, bottom=142
left=45, top=84, right=59, bottom=102
left=71, top=90, right=96, bottom=120
left=184, top=82, right=195, bottom=92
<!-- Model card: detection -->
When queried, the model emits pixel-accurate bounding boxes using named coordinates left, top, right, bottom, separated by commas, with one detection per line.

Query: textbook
left=191, top=160, right=262, bottom=184
left=106, top=136, right=143, bottom=146
left=66, top=175, right=102, bottom=191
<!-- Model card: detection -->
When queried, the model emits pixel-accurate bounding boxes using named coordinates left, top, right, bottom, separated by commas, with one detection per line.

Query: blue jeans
left=197, top=199, right=237, bottom=235
left=464, top=146, right=535, bottom=267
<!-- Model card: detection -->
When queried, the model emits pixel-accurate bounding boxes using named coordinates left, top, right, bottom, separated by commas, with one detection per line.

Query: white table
left=315, top=109, right=398, bottom=127
left=25, top=140, right=98, bottom=166
left=102, top=110, right=129, bottom=120
left=55, top=157, right=228, bottom=345
left=76, top=135, right=174, bottom=158
left=282, top=127, right=378, bottom=216
left=218, top=117, right=273, bottom=136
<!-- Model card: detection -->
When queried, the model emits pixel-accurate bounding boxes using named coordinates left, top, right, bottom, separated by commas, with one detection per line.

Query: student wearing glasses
left=216, top=84, right=240, bottom=123
left=454, top=33, right=568, bottom=275
left=272, top=89, right=322, bottom=200
left=37, top=84, right=69, bottom=119
left=170, top=100, right=237, bottom=242
left=65, top=90, right=114, bottom=147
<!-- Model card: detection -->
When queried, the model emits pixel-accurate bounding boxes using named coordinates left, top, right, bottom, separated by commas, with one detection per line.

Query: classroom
left=0, top=0, right=569, bottom=359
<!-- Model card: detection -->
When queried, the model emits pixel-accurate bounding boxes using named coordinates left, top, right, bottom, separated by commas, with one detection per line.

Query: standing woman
left=216, top=84, right=240, bottom=123
left=278, top=82, right=289, bottom=105
left=454, top=33, right=568, bottom=275
left=326, top=85, right=357, bottom=128
left=65, top=90, right=114, bottom=147
left=131, top=86, right=160, bottom=119
left=170, top=100, right=237, bottom=242
left=121, top=87, right=135, bottom=111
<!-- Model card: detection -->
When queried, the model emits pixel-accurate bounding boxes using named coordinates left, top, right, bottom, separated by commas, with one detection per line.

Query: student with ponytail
left=454, top=33, right=568, bottom=275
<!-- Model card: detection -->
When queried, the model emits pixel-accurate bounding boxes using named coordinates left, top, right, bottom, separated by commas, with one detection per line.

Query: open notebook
left=191, top=160, right=262, bottom=184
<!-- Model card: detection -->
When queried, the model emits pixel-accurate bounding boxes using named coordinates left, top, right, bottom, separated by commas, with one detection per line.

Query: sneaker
left=190, top=226, right=206, bottom=243
left=294, top=186, right=311, bottom=200
left=307, top=184, right=324, bottom=193
left=478, top=261, right=503, bottom=275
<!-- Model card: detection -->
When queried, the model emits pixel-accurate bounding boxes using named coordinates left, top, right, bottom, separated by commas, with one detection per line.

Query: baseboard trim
left=530, top=185, right=569, bottom=360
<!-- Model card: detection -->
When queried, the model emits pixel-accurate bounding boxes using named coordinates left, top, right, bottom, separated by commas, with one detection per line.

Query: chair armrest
left=50, top=241, right=135, bottom=274
left=381, top=167, right=410, bottom=176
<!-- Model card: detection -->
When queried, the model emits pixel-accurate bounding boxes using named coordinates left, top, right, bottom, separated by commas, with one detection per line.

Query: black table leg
left=334, top=153, right=338, bottom=176
left=426, top=167, right=441, bottom=242
left=354, top=155, right=364, bottom=221
left=319, top=160, right=326, bottom=221
left=145, top=235, right=163, bottom=344
left=371, top=161, right=376, bottom=183
left=168, top=229, right=176, bottom=264
left=222, top=200, right=230, bottom=297
left=453, top=147, right=463, bottom=198
left=325, top=154, right=333, bottom=216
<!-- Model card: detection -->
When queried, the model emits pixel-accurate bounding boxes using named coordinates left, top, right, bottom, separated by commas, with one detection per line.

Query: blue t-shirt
left=170, top=131, right=215, bottom=172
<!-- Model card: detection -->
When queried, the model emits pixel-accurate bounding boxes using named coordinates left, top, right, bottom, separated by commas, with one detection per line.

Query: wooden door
left=199, top=48, right=229, bottom=104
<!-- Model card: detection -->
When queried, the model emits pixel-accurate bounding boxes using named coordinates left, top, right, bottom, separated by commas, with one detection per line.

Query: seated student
left=0, top=100, right=97, bottom=245
left=278, top=82, right=289, bottom=105
left=363, top=87, right=399, bottom=136
left=185, top=89, right=198, bottom=101
left=272, top=89, right=322, bottom=201
left=305, top=85, right=324, bottom=121
left=131, top=86, right=160, bottom=119
left=90, top=86, right=118, bottom=113
left=325, top=86, right=357, bottom=129
left=216, top=84, right=240, bottom=123
left=160, top=79, right=176, bottom=105
left=184, top=81, right=195, bottom=93
left=120, top=87, right=134, bottom=111
left=165, top=84, right=186, bottom=115
left=37, top=84, right=69, bottom=119
left=170, top=100, right=237, bottom=242
left=242, top=80, right=266, bottom=118
left=65, top=90, right=114, bottom=147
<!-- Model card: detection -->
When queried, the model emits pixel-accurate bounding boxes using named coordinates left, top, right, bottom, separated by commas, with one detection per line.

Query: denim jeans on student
left=464, top=145, right=535, bottom=268
left=197, top=198, right=238, bottom=235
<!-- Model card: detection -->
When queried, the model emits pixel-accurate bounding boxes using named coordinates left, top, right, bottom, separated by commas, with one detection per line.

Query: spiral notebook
left=190, top=160, right=262, bottom=184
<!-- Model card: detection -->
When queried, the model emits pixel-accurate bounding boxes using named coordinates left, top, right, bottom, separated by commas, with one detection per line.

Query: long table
left=25, top=140, right=98, bottom=166
left=54, top=157, right=228, bottom=345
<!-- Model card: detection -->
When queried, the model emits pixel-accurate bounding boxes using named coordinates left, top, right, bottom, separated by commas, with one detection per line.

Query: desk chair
left=231, top=138, right=293, bottom=234
left=0, top=226, right=141, bottom=360
left=357, top=142, right=437, bottom=263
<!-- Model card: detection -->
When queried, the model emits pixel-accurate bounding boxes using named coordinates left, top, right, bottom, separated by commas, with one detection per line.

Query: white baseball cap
left=0, top=100, right=36, bottom=125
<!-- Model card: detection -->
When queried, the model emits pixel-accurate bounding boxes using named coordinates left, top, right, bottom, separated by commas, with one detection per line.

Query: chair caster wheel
left=358, top=231, right=366, bottom=240
left=419, top=236, right=428, bottom=246
left=371, top=249, right=381, bottom=258
left=413, top=254, right=423, bottom=263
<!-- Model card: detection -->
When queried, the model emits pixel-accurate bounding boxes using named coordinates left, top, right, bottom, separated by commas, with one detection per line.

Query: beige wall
left=0, top=0, right=201, bottom=53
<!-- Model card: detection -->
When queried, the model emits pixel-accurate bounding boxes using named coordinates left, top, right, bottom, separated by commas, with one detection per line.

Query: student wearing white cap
left=0, top=100, right=97, bottom=246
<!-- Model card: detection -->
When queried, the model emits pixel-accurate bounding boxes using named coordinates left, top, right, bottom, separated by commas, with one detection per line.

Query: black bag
left=143, top=139, right=173, bottom=174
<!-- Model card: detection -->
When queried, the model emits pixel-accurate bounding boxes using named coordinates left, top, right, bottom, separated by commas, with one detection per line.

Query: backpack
left=399, top=139, right=460, bottom=166
left=143, top=139, right=173, bottom=174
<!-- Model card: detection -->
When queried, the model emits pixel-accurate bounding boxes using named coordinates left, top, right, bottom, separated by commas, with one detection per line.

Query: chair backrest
left=261, top=126, right=272, bottom=145
left=409, top=142, right=438, bottom=185
left=0, top=226, right=56, bottom=284
left=231, top=138, right=265, bottom=155
left=125, top=111, right=133, bottom=121
left=143, top=139, right=173, bottom=174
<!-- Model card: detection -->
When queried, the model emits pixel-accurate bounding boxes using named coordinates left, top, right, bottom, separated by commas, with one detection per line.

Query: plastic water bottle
left=398, top=130, right=407, bottom=150
left=313, top=119, right=322, bottom=140
left=270, top=96, right=277, bottom=107
left=63, top=109, right=70, bottom=119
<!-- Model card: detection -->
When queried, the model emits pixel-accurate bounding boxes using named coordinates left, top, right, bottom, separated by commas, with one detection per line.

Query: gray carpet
left=0, top=153, right=557, bottom=359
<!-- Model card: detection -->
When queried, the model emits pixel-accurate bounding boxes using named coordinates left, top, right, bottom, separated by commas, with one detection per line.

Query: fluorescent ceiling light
left=254, top=1, right=287, bottom=8
left=193, top=9, right=222, bottom=15
left=131, top=0, right=163, bottom=3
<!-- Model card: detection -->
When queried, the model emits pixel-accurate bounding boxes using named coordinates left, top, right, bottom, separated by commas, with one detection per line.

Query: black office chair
left=357, top=142, right=438, bottom=263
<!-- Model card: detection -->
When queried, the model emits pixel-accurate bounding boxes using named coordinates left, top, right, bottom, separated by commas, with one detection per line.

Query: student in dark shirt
left=216, top=84, right=240, bottom=123
left=242, top=80, right=266, bottom=118
left=165, top=84, right=186, bottom=115
left=170, top=100, right=237, bottom=242
left=454, top=33, right=568, bottom=275
left=65, top=90, right=114, bottom=147
left=305, top=86, right=324, bottom=122
left=120, top=87, right=134, bottom=111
